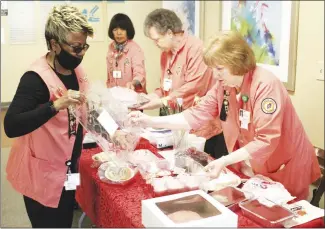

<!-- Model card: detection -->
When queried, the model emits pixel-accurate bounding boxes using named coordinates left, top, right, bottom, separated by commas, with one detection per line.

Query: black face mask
left=56, top=46, right=83, bottom=70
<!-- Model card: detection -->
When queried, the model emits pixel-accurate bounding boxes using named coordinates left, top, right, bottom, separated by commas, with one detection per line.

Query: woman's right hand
left=127, top=111, right=152, bottom=128
left=53, top=89, right=86, bottom=111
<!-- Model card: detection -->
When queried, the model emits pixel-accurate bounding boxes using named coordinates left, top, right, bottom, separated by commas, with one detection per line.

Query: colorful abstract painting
left=230, top=1, right=282, bottom=66
left=162, top=1, right=200, bottom=37
left=222, top=1, right=300, bottom=91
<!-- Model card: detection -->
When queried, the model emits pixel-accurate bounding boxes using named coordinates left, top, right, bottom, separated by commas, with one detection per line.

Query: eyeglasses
left=62, top=41, right=90, bottom=54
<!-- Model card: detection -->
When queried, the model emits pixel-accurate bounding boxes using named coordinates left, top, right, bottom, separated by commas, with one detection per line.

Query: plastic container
left=187, top=134, right=206, bottom=153
left=184, top=147, right=213, bottom=167
left=97, top=161, right=138, bottom=186
left=174, top=156, right=206, bottom=175
left=152, top=177, right=169, bottom=197
left=209, top=187, right=251, bottom=211
left=239, top=197, right=295, bottom=228
left=165, top=177, right=187, bottom=195
left=180, top=176, right=200, bottom=192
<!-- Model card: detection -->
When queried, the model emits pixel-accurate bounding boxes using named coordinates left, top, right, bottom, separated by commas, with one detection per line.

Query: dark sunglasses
left=62, top=41, right=90, bottom=54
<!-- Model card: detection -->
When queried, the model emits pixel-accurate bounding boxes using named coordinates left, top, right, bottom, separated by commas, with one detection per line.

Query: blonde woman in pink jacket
left=129, top=31, right=321, bottom=200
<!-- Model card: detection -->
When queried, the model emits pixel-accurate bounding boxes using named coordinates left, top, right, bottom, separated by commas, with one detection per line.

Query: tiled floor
left=1, top=147, right=324, bottom=227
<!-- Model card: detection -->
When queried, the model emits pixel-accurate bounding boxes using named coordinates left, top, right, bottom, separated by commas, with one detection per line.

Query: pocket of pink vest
left=27, top=154, right=52, bottom=189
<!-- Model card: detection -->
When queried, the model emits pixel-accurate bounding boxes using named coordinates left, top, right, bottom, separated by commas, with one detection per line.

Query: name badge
left=113, top=70, right=122, bottom=79
left=163, top=78, right=172, bottom=91
left=239, top=109, right=250, bottom=130
left=64, top=173, right=80, bottom=191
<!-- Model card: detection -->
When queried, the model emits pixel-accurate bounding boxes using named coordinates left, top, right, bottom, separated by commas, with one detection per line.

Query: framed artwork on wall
left=162, top=1, right=203, bottom=39
left=221, top=1, right=300, bottom=91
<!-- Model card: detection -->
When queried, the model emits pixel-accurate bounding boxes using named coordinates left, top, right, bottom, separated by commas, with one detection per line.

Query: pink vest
left=6, top=55, right=88, bottom=208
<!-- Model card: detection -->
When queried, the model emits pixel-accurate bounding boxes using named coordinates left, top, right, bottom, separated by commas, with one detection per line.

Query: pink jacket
left=6, top=56, right=88, bottom=208
left=183, top=66, right=321, bottom=199
left=106, top=40, right=147, bottom=93
left=155, top=33, right=222, bottom=139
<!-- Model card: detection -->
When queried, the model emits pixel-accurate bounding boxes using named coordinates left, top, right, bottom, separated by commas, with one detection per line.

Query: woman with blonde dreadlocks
left=4, top=5, right=93, bottom=227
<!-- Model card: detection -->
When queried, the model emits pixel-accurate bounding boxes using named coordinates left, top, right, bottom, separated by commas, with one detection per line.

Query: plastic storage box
left=209, top=187, right=251, bottom=211
left=239, top=197, right=295, bottom=228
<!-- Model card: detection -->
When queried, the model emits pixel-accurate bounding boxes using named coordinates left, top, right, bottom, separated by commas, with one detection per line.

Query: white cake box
left=142, top=190, right=238, bottom=227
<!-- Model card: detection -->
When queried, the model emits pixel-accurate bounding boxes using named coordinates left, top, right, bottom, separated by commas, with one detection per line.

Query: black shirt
left=4, top=70, right=83, bottom=173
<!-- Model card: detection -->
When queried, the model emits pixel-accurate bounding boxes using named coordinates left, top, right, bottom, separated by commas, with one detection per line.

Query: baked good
left=104, top=166, right=133, bottom=182
left=168, top=210, right=202, bottom=223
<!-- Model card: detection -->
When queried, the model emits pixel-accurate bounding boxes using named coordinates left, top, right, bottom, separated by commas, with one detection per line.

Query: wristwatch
left=49, top=100, right=59, bottom=114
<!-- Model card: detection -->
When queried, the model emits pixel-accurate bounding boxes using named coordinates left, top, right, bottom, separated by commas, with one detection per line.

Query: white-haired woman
left=137, top=8, right=226, bottom=159
left=4, top=5, right=93, bottom=228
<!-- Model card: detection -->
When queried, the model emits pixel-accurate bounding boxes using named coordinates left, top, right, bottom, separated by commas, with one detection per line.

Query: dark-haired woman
left=106, top=13, right=147, bottom=93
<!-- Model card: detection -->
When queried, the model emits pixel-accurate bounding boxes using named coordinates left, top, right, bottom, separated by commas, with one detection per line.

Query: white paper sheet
left=97, top=109, right=118, bottom=136
left=8, top=1, right=36, bottom=44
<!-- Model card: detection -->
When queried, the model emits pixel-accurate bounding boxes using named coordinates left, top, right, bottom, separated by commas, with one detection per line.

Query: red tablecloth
left=76, top=138, right=324, bottom=228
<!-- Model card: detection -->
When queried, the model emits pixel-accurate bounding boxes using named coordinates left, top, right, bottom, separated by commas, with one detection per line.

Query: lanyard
left=164, top=53, right=178, bottom=97
left=220, top=90, right=230, bottom=121
left=167, top=53, right=177, bottom=73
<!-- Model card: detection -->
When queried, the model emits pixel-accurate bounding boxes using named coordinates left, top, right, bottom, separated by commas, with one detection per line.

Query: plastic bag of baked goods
left=70, top=81, right=142, bottom=153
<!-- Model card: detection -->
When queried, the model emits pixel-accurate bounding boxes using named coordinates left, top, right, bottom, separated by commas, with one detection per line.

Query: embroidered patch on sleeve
left=261, top=98, right=277, bottom=114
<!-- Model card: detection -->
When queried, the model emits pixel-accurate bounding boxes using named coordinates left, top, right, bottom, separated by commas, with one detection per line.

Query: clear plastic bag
left=241, top=175, right=296, bottom=205
left=107, top=86, right=150, bottom=109
left=91, top=151, right=115, bottom=168
left=69, top=81, right=142, bottom=153
left=172, top=130, right=189, bottom=154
